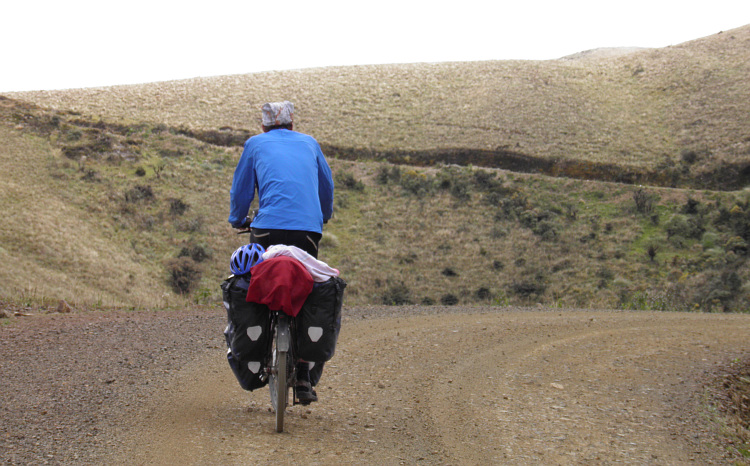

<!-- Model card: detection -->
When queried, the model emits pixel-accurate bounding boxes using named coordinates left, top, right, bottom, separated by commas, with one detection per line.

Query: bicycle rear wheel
left=272, top=349, right=287, bottom=432
left=269, top=314, right=291, bottom=432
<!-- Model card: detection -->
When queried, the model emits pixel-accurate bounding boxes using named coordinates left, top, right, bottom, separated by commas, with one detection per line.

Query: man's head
left=261, top=101, right=294, bottom=132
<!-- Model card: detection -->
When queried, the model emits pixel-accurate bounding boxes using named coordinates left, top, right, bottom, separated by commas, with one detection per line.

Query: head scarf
left=261, top=101, right=294, bottom=126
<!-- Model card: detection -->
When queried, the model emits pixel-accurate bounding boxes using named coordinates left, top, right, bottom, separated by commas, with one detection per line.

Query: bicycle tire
left=269, top=315, right=291, bottom=432
left=274, top=349, right=287, bottom=432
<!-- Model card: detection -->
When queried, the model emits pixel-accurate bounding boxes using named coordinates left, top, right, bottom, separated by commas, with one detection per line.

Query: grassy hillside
left=8, top=24, right=750, bottom=190
left=1, top=25, right=750, bottom=313
left=2, top=97, right=750, bottom=313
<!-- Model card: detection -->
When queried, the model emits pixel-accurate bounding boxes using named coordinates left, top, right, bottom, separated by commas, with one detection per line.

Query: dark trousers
left=249, top=228, right=322, bottom=258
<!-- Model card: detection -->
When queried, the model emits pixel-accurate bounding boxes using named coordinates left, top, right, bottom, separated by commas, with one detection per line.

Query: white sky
left=2, top=0, right=749, bottom=92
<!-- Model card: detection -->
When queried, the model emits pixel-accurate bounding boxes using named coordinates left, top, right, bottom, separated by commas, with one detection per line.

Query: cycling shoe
left=295, top=380, right=318, bottom=404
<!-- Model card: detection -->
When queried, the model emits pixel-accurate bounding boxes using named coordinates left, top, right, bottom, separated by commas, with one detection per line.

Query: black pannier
left=225, top=347, right=267, bottom=391
left=296, top=277, right=346, bottom=362
left=221, top=275, right=272, bottom=390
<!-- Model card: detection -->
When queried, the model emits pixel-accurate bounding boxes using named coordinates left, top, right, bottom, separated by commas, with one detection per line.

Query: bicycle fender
left=277, top=318, right=291, bottom=352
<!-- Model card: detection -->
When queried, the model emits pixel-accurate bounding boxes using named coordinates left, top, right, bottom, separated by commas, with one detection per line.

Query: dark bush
left=473, top=170, right=498, bottom=189
left=475, top=287, right=492, bottom=300
left=442, top=268, right=458, bottom=277
left=683, top=198, right=700, bottom=215
left=450, top=178, right=471, bottom=201
left=440, top=294, right=459, bottom=305
left=665, top=214, right=705, bottom=241
left=169, top=198, right=190, bottom=216
left=596, top=267, right=615, bottom=282
left=135, top=166, right=146, bottom=177
left=399, top=170, right=433, bottom=197
left=511, top=279, right=546, bottom=298
left=699, top=270, right=743, bottom=312
left=178, top=243, right=211, bottom=263
left=382, top=282, right=412, bottom=305
left=376, top=165, right=401, bottom=185
left=498, top=194, right=528, bottom=219
left=633, top=188, right=658, bottom=215
left=336, top=171, right=365, bottom=191
left=680, top=149, right=709, bottom=165
left=533, top=221, right=558, bottom=241
left=124, top=184, right=154, bottom=203
left=421, top=296, right=436, bottom=305
left=80, top=169, right=98, bottom=182
left=166, top=257, right=202, bottom=294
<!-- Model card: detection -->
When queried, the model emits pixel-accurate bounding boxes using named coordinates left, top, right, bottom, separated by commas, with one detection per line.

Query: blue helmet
left=230, top=243, right=265, bottom=275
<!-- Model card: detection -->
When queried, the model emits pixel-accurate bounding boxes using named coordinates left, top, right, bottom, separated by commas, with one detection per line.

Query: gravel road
left=1, top=305, right=749, bottom=464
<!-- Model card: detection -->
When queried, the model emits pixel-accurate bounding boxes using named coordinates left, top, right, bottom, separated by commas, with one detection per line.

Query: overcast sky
left=2, top=0, right=749, bottom=92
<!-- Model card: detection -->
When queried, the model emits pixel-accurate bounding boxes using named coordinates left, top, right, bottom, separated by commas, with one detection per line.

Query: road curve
left=106, top=309, right=750, bottom=465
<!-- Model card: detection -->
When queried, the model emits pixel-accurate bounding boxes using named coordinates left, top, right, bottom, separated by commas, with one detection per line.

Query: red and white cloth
left=263, top=245, right=339, bottom=282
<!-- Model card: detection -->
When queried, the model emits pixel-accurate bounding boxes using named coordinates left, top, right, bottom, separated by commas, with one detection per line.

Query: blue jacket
left=229, top=129, right=334, bottom=233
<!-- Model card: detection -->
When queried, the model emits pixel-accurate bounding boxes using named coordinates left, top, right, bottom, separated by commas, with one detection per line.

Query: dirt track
left=1, top=306, right=749, bottom=464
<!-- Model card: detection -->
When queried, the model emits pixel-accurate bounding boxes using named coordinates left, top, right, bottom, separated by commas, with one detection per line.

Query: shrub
left=169, top=198, right=190, bottom=216
left=399, top=169, right=433, bottom=197
left=698, top=270, right=743, bottom=312
left=498, top=194, right=528, bottom=219
left=533, top=221, right=558, bottom=241
left=178, top=243, right=211, bottom=263
left=135, top=166, right=146, bottom=177
left=166, top=257, right=202, bottom=294
left=725, top=236, right=748, bottom=255
left=475, top=287, right=492, bottom=301
left=510, top=279, right=546, bottom=298
left=441, top=268, right=458, bottom=277
left=665, top=214, right=705, bottom=241
left=633, top=188, right=658, bottom=215
left=376, top=165, right=401, bottom=185
left=596, top=267, right=615, bottom=288
left=450, top=180, right=471, bottom=201
left=440, top=294, right=459, bottom=305
left=124, top=184, right=154, bottom=203
left=683, top=198, right=700, bottom=215
left=382, top=282, right=412, bottom=305
left=336, top=171, right=365, bottom=191
left=473, top=170, right=496, bottom=189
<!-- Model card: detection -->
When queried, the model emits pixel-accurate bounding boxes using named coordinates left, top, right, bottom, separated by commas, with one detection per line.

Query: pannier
left=295, top=277, right=346, bottom=362
left=225, top=347, right=267, bottom=391
left=221, top=275, right=272, bottom=391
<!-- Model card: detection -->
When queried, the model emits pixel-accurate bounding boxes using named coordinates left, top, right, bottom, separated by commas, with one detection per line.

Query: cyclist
left=229, top=100, right=333, bottom=259
left=228, top=100, right=334, bottom=403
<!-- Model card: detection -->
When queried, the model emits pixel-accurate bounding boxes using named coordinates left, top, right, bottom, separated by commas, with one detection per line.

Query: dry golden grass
left=7, top=24, right=749, bottom=178
left=0, top=125, right=171, bottom=308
